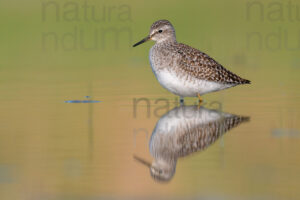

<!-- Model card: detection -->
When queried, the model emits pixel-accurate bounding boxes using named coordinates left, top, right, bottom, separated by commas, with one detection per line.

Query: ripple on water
left=65, top=96, right=102, bottom=103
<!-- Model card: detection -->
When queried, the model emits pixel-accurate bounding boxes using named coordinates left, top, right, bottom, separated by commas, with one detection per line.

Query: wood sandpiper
left=133, top=20, right=251, bottom=103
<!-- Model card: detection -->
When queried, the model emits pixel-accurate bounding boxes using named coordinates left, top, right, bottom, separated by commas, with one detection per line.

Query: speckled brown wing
left=171, top=43, right=250, bottom=84
left=177, top=115, right=249, bottom=157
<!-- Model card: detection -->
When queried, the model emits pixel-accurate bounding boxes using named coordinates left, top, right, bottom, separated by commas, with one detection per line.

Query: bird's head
left=133, top=19, right=176, bottom=47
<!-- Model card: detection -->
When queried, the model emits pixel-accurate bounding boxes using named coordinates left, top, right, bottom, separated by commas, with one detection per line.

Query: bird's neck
left=156, top=37, right=177, bottom=45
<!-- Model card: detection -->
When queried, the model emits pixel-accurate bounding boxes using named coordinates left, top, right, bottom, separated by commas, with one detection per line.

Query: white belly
left=156, top=69, right=233, bottom=97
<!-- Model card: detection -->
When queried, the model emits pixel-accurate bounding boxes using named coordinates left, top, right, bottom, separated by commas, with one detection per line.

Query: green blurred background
left=0, top=0, right=299, bottom=199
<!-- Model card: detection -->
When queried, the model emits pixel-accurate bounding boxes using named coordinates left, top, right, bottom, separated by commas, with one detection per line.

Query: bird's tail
left=241, top=78, right=251, bottom=84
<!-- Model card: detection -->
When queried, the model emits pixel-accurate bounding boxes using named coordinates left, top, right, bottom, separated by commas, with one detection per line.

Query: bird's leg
left=179, top=96, right=184, bottom=106
left=197, top=94, right=203, bottom=103
left=197, top=94, right=203, bottom=107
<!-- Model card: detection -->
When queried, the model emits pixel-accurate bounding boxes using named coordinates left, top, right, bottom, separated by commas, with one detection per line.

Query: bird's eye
left=158, top=30, right=163, bottom=33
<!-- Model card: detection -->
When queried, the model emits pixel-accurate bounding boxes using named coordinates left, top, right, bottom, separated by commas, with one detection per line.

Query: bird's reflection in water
left=134, top=105, right=250, bottom=183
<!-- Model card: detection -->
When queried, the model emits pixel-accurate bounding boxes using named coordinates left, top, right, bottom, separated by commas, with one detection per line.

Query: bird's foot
left=197, top=94, right=203, bottom=108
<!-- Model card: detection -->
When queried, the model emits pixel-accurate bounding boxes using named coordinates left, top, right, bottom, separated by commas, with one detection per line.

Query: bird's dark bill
left=133, top=36, right=150, bottom=47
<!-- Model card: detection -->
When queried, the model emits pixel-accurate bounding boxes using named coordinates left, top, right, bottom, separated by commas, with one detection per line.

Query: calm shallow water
left=0, top=68, right=299, bottom=200
left=1, top=0, right=300, bottom=198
